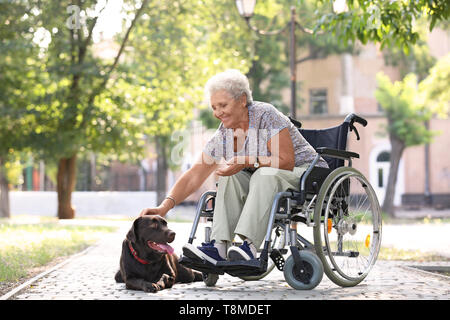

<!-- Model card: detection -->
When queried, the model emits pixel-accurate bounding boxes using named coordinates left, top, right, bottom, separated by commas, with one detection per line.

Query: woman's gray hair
left=204, top=69, right=253, bottom=107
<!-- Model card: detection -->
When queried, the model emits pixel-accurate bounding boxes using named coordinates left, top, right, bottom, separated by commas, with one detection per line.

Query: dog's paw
left=164, top=274, right=175, bottom=285
left=143, top=282, right=159, bottom=293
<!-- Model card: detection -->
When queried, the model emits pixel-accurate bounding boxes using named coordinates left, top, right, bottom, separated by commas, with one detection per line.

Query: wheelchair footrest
left=179, top=255, right=225, bottom=275
left=179, top=251, right=268, bottom=277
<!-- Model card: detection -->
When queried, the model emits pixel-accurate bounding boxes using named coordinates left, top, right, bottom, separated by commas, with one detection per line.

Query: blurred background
left=1, top=0, right=449, bottom=220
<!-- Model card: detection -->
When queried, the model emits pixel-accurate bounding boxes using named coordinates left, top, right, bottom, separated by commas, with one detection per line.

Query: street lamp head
left=235, top=0, right=256, bottom=18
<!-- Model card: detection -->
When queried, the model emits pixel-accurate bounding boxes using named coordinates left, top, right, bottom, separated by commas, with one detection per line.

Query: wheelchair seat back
left=287, top=116, right=359, bottom=197
left=299, top=125, right=349, bottom=170
left=300, top=124, right=349, bottom=170
left=289, top=116, right=350, bottom=170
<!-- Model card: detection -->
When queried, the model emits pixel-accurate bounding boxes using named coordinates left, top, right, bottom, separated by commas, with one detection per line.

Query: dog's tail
left=114, top=270, right=124, bottom=283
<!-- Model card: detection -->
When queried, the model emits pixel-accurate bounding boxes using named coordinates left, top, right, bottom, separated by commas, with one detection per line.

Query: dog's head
left=126, top=215, right=175, bottom=257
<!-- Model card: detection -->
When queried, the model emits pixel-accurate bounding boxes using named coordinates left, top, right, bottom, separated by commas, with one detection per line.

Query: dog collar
left=128, top=242, right=149, bottom=265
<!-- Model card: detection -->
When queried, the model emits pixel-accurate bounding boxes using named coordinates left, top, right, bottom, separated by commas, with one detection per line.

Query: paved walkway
left=3, top=218, right=449, bottom=300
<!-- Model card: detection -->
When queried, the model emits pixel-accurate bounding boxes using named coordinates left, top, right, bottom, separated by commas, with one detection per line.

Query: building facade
left=292, top=28, right=450, bottom=209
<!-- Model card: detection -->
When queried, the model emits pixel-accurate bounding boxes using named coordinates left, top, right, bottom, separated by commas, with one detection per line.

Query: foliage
left=376, top=52, right=449, bottom=144
left=375, top=72, right=435, bottom=147
left=0, top=1, right=42, bottom=172
left=419, top=53, right=450, bottom=118
left=3, top=156, right=24, bottom=187
left=114, top=0, right=255, bottom=167
left=0, top=0, right=258, bottom=212
left=382, top=17, right=437, bottom=81
left=22, top=0, right=146, bottom=162
left=0, top=0, right=147, bottom=177
left=316, top=0, right=450, bottom=53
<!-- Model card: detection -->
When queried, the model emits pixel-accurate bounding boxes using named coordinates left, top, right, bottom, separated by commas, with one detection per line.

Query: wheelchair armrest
left=316, top=147, right=359, bottom=160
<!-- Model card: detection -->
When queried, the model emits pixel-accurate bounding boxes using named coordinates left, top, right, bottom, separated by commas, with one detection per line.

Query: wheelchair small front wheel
left=283, top=251, right=323, bottom=290
left=202, top=273, right=219, bottom=287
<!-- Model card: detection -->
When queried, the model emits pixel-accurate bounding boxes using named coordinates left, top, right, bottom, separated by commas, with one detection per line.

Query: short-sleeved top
left=203, top=101, right=329, bottom=169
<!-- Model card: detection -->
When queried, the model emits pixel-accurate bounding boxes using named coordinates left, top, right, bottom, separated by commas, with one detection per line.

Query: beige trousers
left=211, top=165, right=309, bottom=248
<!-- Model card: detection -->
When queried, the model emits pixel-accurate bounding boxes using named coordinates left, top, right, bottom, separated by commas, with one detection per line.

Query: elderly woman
left=140, top=69, right=328, bottom=263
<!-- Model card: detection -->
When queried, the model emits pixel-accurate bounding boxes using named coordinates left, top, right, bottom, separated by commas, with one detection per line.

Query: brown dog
left=115, top=215, right=202, bottom=292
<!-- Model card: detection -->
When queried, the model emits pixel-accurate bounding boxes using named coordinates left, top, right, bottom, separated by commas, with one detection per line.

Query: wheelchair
left=180, top=113, right=382, bottom=290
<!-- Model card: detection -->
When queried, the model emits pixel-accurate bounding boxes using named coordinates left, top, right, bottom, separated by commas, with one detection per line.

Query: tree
left=0, top=1, right=42, bottom=217
left=115, top=0, right=255, bottom=204
left=25, top=0, right=150, bottom=219
left=375, top=65, right=448, bottom=215
left=1, top=0, right=256, bottom=218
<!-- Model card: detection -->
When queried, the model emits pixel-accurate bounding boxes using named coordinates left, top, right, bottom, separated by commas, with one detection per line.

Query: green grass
left=378, top=246, right=449, bottom=262
left=325, top=238, right=449, bottom=263
left=381, top=211, right=450, bottom=225
left=0, top=219, right=117, bottom=283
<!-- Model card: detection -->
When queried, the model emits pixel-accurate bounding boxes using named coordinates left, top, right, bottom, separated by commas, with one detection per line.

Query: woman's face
left=210, top=89, right=247, bottom=128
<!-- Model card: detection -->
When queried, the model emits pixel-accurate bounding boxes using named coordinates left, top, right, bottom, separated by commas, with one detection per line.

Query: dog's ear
left=126, top=217, right=141, bottom=243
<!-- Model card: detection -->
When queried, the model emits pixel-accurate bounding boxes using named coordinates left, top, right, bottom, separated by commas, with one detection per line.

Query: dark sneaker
left=182, top=240, right=226, bottom=264
left=227, top=241, right=257, bottom=261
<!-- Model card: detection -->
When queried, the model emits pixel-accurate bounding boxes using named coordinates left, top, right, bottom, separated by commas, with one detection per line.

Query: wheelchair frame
left=180, top=113, right=382, bottom=290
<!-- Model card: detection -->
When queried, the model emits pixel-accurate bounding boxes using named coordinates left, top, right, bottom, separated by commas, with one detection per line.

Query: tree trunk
left=0, top=157, right=10, bottom=218
left=382, top=134, right=405, bottom=216
left=90, top=153, right=96, bottom=191
left=57, top=154, right=77, bottom=219
left=155, top=136, right=168, bottom=206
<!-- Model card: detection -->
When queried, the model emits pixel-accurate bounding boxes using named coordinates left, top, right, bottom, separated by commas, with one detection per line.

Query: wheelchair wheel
left=202, top=273, right=219, bottom=287
left=240, top=225, right=285, bottom=281
left=283, top=250, right=323, bottom=290
left=313, top=167, right=382, bottom=287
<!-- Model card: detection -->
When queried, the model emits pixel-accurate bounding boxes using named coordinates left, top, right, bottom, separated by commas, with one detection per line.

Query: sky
left=92, top=0, right=125, bottom=42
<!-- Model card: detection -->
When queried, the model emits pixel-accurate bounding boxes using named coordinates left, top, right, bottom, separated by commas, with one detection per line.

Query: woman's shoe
left=227, top=241, right=257, bottom=261
left=182, top=240, right=226, bottom=264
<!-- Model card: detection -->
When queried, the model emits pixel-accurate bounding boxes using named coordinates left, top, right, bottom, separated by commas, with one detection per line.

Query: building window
left=309, top=89, right=328, bottom=114
left=376, top=151, right=390, bottom=188
left=377, top=102, right=383, bottom=113
left=376, top=151, right=390, bottom=162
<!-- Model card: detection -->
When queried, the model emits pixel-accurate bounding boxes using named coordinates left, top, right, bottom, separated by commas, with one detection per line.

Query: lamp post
left=235, top=0, right=313, bottom=119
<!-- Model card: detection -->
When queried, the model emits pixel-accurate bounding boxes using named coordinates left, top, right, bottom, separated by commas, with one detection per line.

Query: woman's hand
left=139, top=205, right=169, bottom=217
left=215, top=156, right=247, bottom=176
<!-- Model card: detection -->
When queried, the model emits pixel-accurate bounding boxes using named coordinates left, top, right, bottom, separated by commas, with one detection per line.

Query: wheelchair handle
left=344, top=113, right=368, bottom=127
left=344, top=113, right=367, bottom=140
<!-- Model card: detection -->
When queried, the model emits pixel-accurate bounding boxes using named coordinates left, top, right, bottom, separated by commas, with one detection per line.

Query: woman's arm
left=140, top=152, right=219, bottom=217
left=259, top=127, right=295, bottom=170
left=215, top=128, right=295, bottom=176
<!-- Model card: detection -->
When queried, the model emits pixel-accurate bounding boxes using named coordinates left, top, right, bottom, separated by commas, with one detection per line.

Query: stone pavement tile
left=10, top=222, right=450, bottom=300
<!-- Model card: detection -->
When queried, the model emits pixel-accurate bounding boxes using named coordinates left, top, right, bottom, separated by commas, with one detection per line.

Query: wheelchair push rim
left=313, top=167, right=382, bottom=287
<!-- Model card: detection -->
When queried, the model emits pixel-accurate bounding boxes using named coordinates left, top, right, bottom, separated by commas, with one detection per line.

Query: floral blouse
left=203, top=101, right=328, bottom=168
